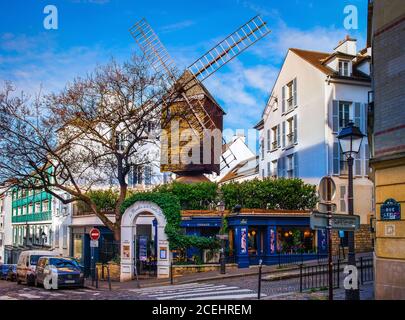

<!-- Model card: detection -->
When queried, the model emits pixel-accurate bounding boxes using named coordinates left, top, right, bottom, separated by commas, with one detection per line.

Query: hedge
left=220, top=178, right=317, bottom=210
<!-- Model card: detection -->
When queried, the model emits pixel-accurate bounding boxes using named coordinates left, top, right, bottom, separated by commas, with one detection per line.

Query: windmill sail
left=129, top=16, right=271, bottom=176
left=187, top=15, right=271, bottom=83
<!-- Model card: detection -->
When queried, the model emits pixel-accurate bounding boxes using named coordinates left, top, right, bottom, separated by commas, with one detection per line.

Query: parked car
left=17, top=250, right=54, bottom=286
left=35, top=256, right=84, bottom=289
left=6, top=265, right=17, bottom=282
left=0, top=264, right=11, bottom=280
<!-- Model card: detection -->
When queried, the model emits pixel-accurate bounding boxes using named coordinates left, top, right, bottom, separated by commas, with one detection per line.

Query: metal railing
left=299, top=260, right=341, bottom=292
left=358, top=257, right=374, bottom=284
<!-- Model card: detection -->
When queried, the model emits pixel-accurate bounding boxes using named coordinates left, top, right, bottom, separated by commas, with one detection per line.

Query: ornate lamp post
left=337, top=121, right=365, bottom=301
left=216, top=200, right=226, bottom=274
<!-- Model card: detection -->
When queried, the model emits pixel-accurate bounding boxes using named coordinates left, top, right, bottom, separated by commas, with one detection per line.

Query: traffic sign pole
left=326, top=182, right=333, bottom=301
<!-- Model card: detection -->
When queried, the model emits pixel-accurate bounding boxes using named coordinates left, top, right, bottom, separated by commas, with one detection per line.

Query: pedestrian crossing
left=130, top=282, right=266, bottom=300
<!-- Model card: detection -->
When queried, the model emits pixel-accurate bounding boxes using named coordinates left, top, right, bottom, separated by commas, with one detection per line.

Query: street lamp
left=216, top=200, right=226, bottom=274
left=337, top=121, right=365, bottom=301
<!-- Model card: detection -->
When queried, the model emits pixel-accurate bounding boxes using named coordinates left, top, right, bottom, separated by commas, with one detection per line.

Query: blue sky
left=0, top=0, right=368, bottom=139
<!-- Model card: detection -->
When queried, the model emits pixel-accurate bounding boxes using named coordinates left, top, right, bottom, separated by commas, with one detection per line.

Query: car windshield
left=49, top=258, right=80, bottom=269
left=30, top=255, right=47, bottom=265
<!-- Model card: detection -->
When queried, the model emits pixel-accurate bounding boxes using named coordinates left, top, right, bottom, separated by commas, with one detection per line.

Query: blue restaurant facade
left=180, top=209, right=328, bottom=268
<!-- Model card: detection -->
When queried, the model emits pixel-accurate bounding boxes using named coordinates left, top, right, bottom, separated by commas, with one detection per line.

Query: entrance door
left=135, top=224, right=156, bottom=277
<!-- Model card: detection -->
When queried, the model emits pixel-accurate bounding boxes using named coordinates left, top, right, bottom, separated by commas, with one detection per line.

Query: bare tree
left=0, top=55, right=176, bottom=241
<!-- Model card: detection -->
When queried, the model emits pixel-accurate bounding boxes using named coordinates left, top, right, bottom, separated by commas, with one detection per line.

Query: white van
left=17, top=250, right=54, bottom=285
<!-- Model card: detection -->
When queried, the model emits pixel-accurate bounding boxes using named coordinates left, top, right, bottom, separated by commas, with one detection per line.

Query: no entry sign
left=89, top=228, right=100, bottom=241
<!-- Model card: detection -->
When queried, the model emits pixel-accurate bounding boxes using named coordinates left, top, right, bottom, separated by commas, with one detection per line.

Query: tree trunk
left=113, top=225, right=121, bottom=242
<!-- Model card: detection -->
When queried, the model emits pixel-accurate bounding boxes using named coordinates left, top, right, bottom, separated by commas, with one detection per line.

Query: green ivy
left=121, top=191, right=219, bottom=251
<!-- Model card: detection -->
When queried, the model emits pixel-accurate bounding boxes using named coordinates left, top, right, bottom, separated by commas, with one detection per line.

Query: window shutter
left=277, top=158, right=282, bottom=177
left=333, top=142, right=340, bottom=175
left=294, top=152, right=299, bottom=178
left=332, top=100, right=339, bottom=133
left=267, top=162, right=271, bottom=177
left=363, top=103, right=368, bottom=134
left=340, top=186, right=347, bottom=212
left=365, top=144, right=370, bottom=176
left=355, top=146, right=362, bottom=176
left=277, top=124, right=281, bottom=148
left=293, top=78, right=297, bottom=107
left=354, top=102, right=361, bottom=129
left=282, top=86, right=286, bottom=113
left=267, top=129, right=271, bottom=152
left=282, top=121, right=286, bottom=148
left=293, top=115, right=298, bottom=144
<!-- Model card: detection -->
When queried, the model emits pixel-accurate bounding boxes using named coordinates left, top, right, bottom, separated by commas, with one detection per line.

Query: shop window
left=248, top=228, right=258, bottom=255
left=277, top=227, right=315, bottom=253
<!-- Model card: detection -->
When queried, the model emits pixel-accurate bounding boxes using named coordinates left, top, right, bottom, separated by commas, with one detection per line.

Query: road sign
left=317, top=202, right=337, bottom=213
left=90, top=240, right=99, bottom=248
left=318, top=176, right=336, bottom=202
left=89, top=228, right=100, bottom=241
left=310, top=211, right=360, bottom=231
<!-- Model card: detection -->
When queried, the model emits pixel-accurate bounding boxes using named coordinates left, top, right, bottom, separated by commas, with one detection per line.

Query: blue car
left=0, top=264, right=16, bottom=281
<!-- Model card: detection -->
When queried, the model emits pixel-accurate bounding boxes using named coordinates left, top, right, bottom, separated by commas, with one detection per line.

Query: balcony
left=272, top=141, right=278, bottom=150
left=286, top=132, right=295, bottom=147
left=12, top=211, right=52, bottom=223
left=286, top=96, right=294, bottom=112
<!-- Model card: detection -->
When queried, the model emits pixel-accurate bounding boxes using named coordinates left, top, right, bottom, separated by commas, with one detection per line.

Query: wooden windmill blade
left=186, top=15, right=271, bottom=83
left=129, top=18, right=178, bottom=86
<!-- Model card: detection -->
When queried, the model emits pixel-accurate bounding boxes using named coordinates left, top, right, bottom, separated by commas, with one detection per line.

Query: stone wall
left=173, top=263, right=238, bottom=276
left=330, top=224, right=374, bottom=256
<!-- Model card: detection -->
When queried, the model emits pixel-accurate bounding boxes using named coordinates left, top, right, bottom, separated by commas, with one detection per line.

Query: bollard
left=95, top=266, right=99, bottom=289
left=107, top=265, right=112, bottom=291
left=299, top=264, right=303, bottom=292
left=170, top=261, right=174, bottom=285
left=257, top=259, right=263, bottom=300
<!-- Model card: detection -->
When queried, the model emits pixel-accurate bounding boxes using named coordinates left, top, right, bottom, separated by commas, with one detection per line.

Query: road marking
left=0, top=295, right=18, bottom=300
left=135, top=282, right=266, bottom=300
left=18, top=293, right=42, bottom=299
left=181, top=293, right=259, bottom=300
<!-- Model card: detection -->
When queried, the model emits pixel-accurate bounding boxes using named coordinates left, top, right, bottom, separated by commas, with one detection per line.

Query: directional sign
left=89, top=228, right=100, bottom=241
left=310, top=211, right=360, bottom=231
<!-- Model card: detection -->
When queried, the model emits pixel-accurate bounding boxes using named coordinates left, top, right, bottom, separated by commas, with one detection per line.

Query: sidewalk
left=262, top=282, right=375, bottom=300
left=86, top=252, right=372, bottom=291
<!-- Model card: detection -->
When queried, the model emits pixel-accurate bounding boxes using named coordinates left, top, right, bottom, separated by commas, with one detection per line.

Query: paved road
left=0, top=279, right=264, bottom=300
left=0, top=273, right=373, bottom=300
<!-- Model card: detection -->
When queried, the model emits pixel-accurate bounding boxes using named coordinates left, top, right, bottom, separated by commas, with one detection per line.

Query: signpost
left=89, top=228, right=100, bottom=281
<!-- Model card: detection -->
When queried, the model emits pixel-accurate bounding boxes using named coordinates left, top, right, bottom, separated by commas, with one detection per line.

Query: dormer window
left=338, top=60, right=350, bottom=76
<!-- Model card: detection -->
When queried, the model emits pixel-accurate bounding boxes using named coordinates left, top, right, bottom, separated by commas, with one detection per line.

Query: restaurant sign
left=381, top=198, right=401, bottom=221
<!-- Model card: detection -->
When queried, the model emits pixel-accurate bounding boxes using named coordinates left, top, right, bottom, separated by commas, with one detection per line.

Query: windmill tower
left=129, top=16, right=270, bottom=183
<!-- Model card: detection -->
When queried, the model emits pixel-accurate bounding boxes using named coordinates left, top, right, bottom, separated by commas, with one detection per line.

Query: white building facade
left=257, top=37, right=373, bottom=224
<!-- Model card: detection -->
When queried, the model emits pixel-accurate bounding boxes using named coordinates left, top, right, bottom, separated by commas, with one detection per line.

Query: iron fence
left=298, top=257, right=374, bottom=292
left=358, top=257, right=374, bottom=284
left=299, top=260, right=341, bottom=292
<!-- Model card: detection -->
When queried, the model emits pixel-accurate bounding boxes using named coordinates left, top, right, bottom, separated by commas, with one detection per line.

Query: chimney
left=334, top=35, right=357, bottom=56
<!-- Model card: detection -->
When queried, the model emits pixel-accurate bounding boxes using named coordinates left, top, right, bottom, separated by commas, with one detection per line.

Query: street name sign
left=310, top=211, right=360, bottom=231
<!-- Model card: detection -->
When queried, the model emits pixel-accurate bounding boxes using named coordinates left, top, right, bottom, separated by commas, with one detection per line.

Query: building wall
left=0, top=193, right=12, bottom=263
left=371, top=0, right=405, bottom=300
left=259, top=49, right=327, bottom=184
left=259, top=46, right=373, bottom=224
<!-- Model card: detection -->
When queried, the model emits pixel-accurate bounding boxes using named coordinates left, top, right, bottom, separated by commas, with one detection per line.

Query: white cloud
left=159, top=20, right=196, bottom=34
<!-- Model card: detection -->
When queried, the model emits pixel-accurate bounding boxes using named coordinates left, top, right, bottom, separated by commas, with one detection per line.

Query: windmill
left=129, top=16, right=271, bottom=182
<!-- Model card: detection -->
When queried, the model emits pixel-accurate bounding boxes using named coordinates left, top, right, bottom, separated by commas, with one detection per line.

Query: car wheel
left=17, top=278, right=22, bottom=285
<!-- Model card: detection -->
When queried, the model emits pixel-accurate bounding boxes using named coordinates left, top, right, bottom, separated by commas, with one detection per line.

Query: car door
left=17, top=254, right=25, bottom=280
